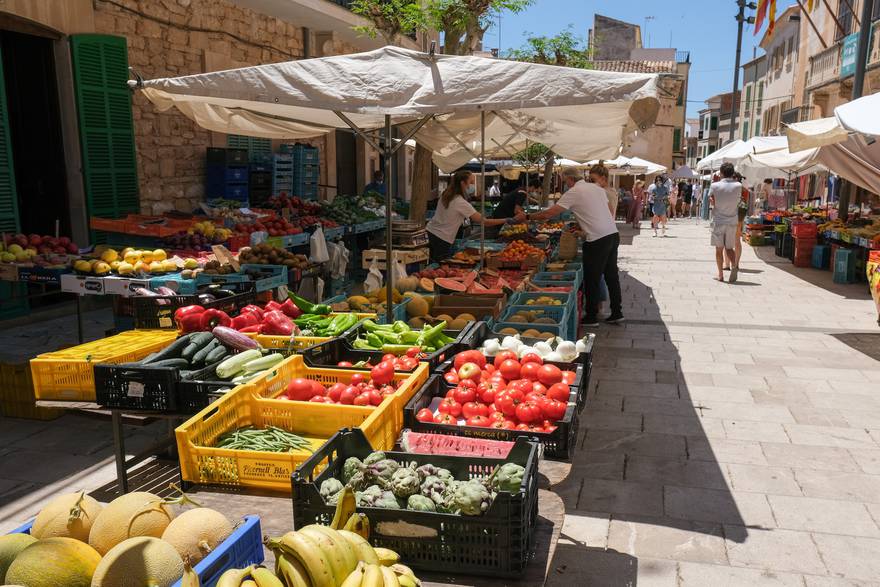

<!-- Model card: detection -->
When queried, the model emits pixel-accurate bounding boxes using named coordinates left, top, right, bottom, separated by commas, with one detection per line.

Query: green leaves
left=505, top=26, right=593, bottom=69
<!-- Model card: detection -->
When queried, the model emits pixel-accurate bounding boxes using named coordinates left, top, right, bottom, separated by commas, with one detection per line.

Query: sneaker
left=581, top=316, right=599, bottom=327
left=605, top=314, right=625, bottom=324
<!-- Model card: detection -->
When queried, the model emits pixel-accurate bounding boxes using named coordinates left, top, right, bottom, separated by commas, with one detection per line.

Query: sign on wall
left=840, top=33, right=860, bottom=78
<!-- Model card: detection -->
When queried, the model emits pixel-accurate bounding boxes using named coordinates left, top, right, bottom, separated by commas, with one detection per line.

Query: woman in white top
left=426, top=170, right=518, bottom=263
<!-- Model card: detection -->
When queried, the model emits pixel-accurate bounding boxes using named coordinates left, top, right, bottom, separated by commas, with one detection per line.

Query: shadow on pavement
left=753, top=245, right=872, bottom=301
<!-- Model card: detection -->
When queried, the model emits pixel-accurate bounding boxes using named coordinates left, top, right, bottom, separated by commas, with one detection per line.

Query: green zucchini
left=148, top=358, right=190, bottom=369
left=241, top=353, right=284, bottom=373
left=192, top=339, right=219, bottom=367
left=204, top=345, right=229, bottom=366
left=181, top=332, right=215, bottom=363
left=216, top=349, right=263, bottom=380
left=139, top=335, right=192, bottom=365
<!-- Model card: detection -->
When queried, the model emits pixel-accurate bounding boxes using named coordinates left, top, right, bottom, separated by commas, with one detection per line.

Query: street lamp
left=730, top=0, right=757, bottom=143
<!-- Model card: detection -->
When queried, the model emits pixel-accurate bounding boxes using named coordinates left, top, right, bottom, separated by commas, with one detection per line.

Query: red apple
left=457, top=362, right=482, bottom=382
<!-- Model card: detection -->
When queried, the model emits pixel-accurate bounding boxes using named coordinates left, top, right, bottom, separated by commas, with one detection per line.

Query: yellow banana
left=331, top=487, right=357, bottom=530
left=275, top=553, right=312, bottom=587
left=339, top=564, right=366, bottom=587
left=304, top=525, right=359, bottom=579
left=181, top=563, right=200, bottom=587
left=267, top=532, right=335, bottom=587
left=337, top=529, right=380, bottom=565
left=396, top=576, right=418, bottom=587
left=298, top=526, right=350, bottom=586
left=361, top=564, right=385, bottom=587
left=380, top=565, right=400, bottom=587
left=216, top=566, right=255, bottom=587
left=251, top=565, right=285, bottom=587
left=389, top=563, right=419, bottom=585
left=343, top=513, right=371, bottom=540
left=242, top=581, right=258, bottom=587
left=373, top=547, right=400, bottom=567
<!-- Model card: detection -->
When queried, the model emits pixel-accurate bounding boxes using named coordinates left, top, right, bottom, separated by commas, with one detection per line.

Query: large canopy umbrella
left=585, top=155, right=664, bottom=176
left=671, top=165, right=698, bottom=179
left=696, top=136, right=788, bottom=172
left=135, top=46, right=666, bottom=321
left=786, top=92, right=880, bottom=151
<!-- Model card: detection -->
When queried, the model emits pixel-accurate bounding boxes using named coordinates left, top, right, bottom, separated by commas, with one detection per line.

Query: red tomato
left=496, top=389, right=524, bottom=416
left=458, top=378, right=477, bottom=390
left=453, top=386, right=477, bottom=405
left=461, top=402, right=489, bottom=419
left=368, top=389, right=384, bottom=406
left=327, top=383, right=346, bottom=403
left=434, top=413, right=457, bottom=425
left=406, top=347, right=420, bottom=358
left=339, top=386, right=360, bottom=405
left=543, top=399, right=567, bottom=421
left=380, top=384, right=396, bottom=396
left=353, top=392, right=372, bottom=406
left=286, top=378, right=316, bottom=401
left=382, top=353, right=397, bottom=363
left=350, top=373, right=366, bottom=385
left=491, top=419, right=517, bottom=430
left=509, top=379, right=533, bottom=394
left=537, top=364, right=563, bottom=386
left=498, top=359, right=522, bottom=381
left=311, top=381, right=326, bottom=397
left=487, top=411, right=506, bottom=422
left=309, top=395, right=331, bottom=403
left=399, top=357, right=418, bottom=371
left=438, top=398, right=462, bottom=417
left=457, top=362, right=482, bottom=382
left=454, top=350, right=486, bottom=370
left=546, top=383, right=571, bottom=402
left=416, top=408, right=435, bottom=422
left=370, top=361, right=395, bottom=385
left=493, top=351, right=518, bottom=369
left=515, top=401, right=544, bottom=423
left=484, top=364, right=496, bottom=374
left=479, top=387, right=496, bottom=404
left=466, top=415, right=491, bottom=427
left=525, top=392, right=548, bottom=408
left=562, top=370, right=577, bottom=385
left=444, top=371, right=460, bottom=385
left=520, top=362, right=541, bottom=381
left=543, top=423, right=558, bottom=433
left=445, top=388, right=457, bottom=399
left=531, top=382, right=548, bottom=395
left=521, top=353, right=543, bottom=365
left=515, top=423, right=532, bottom=431
left=337, top=361, right=353, bottom=367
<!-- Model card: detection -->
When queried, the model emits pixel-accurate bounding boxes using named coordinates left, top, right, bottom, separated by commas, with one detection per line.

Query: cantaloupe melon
left=31, top=491, right=103, bottom=542
left=419, top=278, right=434, bottom=292
left=91, top=536, right=184, bottom=587
left=435, top=314, right=454, bottom=323
left=408, top=317, right=425, bottom=329
left=396, top=276, right=419, bottom=292
left=88, top=491, right=175, bottom=555
left=406, top=295, right=429, bottom=318
left=160, top=508, right=233, bottom=564
left=522, top=329, right=541, bottom=338
left=449, top=318, right=468, bottom=330
left=456, top=313, right=476, bottom=322
left=347, top=296, right=371, bottom=311
left=0, top=533, right=37, bottom=582
left=5, top=537, right=101, bottom=587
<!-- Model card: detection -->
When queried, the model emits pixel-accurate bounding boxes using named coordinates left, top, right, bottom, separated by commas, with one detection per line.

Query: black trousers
left=428, top=231, right=453, bottom=264
left=582, top=233, right=622, bottom=320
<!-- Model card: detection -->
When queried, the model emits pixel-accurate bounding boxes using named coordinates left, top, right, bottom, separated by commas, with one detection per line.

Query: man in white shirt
left=488, top=180, right=501, bottom=199
left=708, top=162, right=743, bottom=283
left=527, top=166, right=623, bottom=327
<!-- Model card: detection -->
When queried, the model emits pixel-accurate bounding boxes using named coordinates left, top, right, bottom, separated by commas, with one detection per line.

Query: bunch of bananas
left=189, top=220, right=233, bottom=241
left=212, top=565, right=284, bottom=587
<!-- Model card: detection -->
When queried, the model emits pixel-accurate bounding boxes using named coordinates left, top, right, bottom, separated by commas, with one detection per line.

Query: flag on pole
left=806, top=0, right=815, bottom=11
left=768, top=0, right=778, bottom=35
left=754, top=0, right=770, bottom=35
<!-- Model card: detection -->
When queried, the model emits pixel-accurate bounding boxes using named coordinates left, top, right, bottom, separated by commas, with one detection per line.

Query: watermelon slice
left=400, top=430, right=514, bottom=458
left=434, top=277, right=467, bottom=292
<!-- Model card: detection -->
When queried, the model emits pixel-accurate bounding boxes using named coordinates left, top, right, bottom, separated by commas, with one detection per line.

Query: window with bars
left=745, top=85, right=752, bottom=112
left=757, top=82, right=764, bottom=114
left=838, top=0, right=854, bottom=40
left=673, top=128, right=682, bottom=152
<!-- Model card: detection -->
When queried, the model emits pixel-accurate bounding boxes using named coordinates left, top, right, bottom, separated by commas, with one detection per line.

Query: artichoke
left=407, top=494, right=437, bottom=512
left=420, top=475, right=450, bottom=506
left=366, top=459, right=400, bottom=483
left=319, top=478, right=344, bottom=504
left=489, top=463, right=525, bottom=493
left=355, top=485, right=383, bottom=507
left=434, top=468, right=454, bottom=482
left=346, top=470, right=369, bottom=492
left=449, top=479, right=493, bottom=516
left=390, top=467, right=421, bottom=499
left=415, top=463, right=441, bottom=482
left=363, top=451, right=387, bottom=467
left=343, top=457, right=364, bottom=483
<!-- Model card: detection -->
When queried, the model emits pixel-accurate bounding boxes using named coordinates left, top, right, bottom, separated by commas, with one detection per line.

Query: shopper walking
left=709, top=163, right=743, bottom=283
left=528, top=165, right=623, bottom=327
left=630, top=180, right=645, bottom=229
left=651, top=176, right=670, bottom=237
left=668, top=185, right=678, bottom=219
left=589, top=164, right=617, bottom=219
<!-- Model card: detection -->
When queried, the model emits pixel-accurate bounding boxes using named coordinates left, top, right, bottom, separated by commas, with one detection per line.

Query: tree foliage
left=350, top=0, right=426, bottom=44
left=506, top=27, right=592, bottom=68
left=512, top=143, right=553, bottom=168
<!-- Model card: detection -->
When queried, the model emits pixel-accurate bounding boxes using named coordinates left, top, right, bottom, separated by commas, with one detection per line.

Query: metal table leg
left=111, top=410, right=128, bottom=494
left=75, top=294, right=84, bottom=344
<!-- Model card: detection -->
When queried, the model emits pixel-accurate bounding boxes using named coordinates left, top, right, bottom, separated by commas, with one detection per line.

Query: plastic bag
left=309, top=227, right=330, bottom=263
left=298, top=276, right=324, bottom=302
left=326, top=241, right=350, bottom=279
left=391, top=257, right=408, bottom=282
left=364, top=258, right=383, bottom=294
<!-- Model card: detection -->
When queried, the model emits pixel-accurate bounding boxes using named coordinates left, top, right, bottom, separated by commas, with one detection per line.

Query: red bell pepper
left=199, top=308, right=231, bottom=331
left=174, top=305, right=205, bottom=333
left=264, top=300, right=283, bottom=313
left=239, top=324, right=263, bottom=333
left=262, top=310, right=293, bottom=336
left=230, top=312, right=260, bottom=331
left=239, top=304, right=265, bottom=321
left=279, top=298, right=303, bottom=319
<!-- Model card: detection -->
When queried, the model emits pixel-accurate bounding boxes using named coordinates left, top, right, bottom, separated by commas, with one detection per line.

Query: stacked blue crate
left=272, top=154, right=294, bottom=195
left=292, top=144, right=320, bottom=199
left=206, top=148, right=249, bottom=203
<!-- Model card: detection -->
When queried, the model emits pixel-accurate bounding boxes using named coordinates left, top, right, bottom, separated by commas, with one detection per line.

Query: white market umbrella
left=671, top=165, right=698, bottom=179
left=786, top=92, right=880, bottom=152
left=696, top=136, right=788, bottom=172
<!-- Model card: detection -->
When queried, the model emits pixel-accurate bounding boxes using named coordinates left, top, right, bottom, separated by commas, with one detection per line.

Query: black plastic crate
left=207, top=147, right=248, bottom=165
left=301, top=337, right=420, bottom=372
left=132, top=284, right=256, bottom=330
left=403, top=375, right=579, bottom=461
left=94, top=363, right=181, bottom=411
left=291, top=428, right=539, bottom=578
left=176, top=362, right=236, bottom=412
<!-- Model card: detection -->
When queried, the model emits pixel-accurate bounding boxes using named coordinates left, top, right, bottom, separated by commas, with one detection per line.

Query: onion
left=501, top=336, right=522, bottom=352
left=544, top=351, right=563, bottom=362
left=556, top=341, right=578, bottom=362
left=575, top=338, right=588, bottom=354
left=483, top=338, right=501, bottom=356
left=517, top=345, right=537, bottom=359
left=534, top=341, right=553, bottom=356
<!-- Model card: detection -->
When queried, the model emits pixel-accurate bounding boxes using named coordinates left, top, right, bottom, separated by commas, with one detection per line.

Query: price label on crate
left=127, top=381, right=145, bottom=398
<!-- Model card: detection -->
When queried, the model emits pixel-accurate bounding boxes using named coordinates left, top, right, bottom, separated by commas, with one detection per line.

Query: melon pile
left=403, top=293, right=475, bottom=330
left=0, top=490, right=233, bottom=587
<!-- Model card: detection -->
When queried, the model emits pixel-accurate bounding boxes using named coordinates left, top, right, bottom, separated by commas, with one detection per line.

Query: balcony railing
left=807, top=43, right=841, bottom=89
left=871, top=23, right=880, bottom=65
left=675, top=51, right=690, bottom=63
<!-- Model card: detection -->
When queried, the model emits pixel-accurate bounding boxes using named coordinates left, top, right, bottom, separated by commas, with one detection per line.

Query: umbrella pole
left=480, top=110, right=486, bottom=264
left=384, top=114, right=394, bottom=325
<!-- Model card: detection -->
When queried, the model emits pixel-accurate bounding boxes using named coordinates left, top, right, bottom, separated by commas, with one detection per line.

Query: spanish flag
left=768, top=0, right=778, bottom=35
left=754, top=0, right=769, bottom=35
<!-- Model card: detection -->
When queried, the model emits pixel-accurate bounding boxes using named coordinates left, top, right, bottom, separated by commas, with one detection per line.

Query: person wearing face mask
left=526, top=166, right=623, bottom=327
left=589, top=163, right=617, bottom=219
left=486, top=179, right=540, bottom=238
left=364, top=170, right=386, bottom=196
left=426, top=170, right=521, bottom=263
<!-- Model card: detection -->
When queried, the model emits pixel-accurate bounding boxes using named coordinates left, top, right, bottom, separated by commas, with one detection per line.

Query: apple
left=457, top=362, right=482, bottom=382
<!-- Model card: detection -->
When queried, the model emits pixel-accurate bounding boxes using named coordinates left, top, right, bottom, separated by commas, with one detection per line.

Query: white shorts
left=711, top=223, right=738, bottom=248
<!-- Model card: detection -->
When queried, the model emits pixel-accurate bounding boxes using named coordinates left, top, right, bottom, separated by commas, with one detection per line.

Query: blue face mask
left=466, top=184, right=476, bottom=196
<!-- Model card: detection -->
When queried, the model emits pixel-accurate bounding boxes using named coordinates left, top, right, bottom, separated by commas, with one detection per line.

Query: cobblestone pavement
left=1, top=218, right=879, bottom=586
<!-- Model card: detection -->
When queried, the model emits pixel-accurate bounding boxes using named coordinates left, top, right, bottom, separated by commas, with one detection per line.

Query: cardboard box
left=362, top=247, right=429, bottom=270
left=103, top=276, right=153, bottom=297
left=0, top=263, right=20, bottom=282
left=60, top=274, right=105, bottom=295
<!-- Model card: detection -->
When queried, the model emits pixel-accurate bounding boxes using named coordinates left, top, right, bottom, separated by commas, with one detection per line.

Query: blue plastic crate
left=7, top=515, right=264, bottom=587
left=206, top=165, right=249, bottom=183
left=490, top=321, right=565, bottom=344
left=500, top=305, right=571, bottom=339
left=240, top=264, right=288, bottom=292
left=833, top=248, right=856, bottom=283
left=207, top=183, right=248, bottom=201
left=324, top=226, right=345, bottom=239
left=149, top=273, right=198, bottom=294
left=531, top=270, right=581, bottom=290
left=812, top=244, right=831, bottom=269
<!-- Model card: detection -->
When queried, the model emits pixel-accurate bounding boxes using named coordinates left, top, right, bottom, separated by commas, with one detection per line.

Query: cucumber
left=145, top=358, right=189, bottom=369
left=204, top=345, right=229, bottom=366
left=191, top=339, right=219, bottom=367
left=216, top=349, right=263, bottom=379
left=181, top=332, right=215, bottom=363
left=139, top=335, right=192, bottom=365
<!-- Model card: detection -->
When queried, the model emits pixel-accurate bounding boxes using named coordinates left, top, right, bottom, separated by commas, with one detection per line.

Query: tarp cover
left=138, top=46, right=665, bottom=170
left=696, top=136, right=789, bottom=171
left=586, top=155, right=665, bottom=175
left=786, top=92, right=880, bottom=151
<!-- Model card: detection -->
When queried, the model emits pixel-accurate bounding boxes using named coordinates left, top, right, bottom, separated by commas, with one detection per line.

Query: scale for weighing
left=391, top=220, right=429, bottom=248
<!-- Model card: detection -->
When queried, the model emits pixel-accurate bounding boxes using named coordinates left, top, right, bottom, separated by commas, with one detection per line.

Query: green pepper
left=289, top=293, right=331, bottom=315
left=392, top=320, right=410, bottom=333
left=400, top=331, right=421, bottom=344
left=353, top=338, right=374, bottom=350
left=418, top=320, right=447, bottom=347
left=366, top=333, right=384, bottom=348
left=381, top=344, right=420, bottom=355
left=327, top=313, right=358, bottom=337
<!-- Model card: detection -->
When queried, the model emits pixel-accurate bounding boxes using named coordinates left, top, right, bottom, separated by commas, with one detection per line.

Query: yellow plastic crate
left=29, top=330, right=180, bottom=401
left=175, top=381, right=399, bottom=491
left=252, top=333, right=333, bottom=353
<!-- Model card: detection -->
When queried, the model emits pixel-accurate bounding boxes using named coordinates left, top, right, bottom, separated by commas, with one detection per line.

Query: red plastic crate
left=791, top=223, right=818, bottom=239
left=793, top=238, right=817, bottom=258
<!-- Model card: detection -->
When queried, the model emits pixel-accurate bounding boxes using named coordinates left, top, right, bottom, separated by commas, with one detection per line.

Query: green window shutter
left=70, top=34, right=138, bottom=220
left=0, top=45, right=20, bottom=234
left=673, top=128, right=681, bottom=152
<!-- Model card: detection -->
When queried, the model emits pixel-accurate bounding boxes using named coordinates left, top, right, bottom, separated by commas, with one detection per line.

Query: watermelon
left=434, top=277, right=467, bottom=292
left=400, top=430, right=514, bottom=458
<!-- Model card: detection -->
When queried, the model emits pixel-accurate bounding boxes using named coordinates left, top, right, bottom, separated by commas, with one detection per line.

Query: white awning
left=671, top=165, right=698, bottom=179
left=785, top=92, right=880, bottom=152
left=585, top=155, right=665, bottom=175
left=137, top=46, right=666, bottom=171
left=696, top=136, right=789, bottom=171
